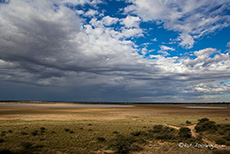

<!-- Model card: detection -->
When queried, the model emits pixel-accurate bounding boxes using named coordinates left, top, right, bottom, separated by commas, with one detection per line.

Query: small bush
left=153, top=125, right=163, bottom=133
left=130, top=144, right=143, bottom=152
left=32, top=130, right=39, bottom=136
left=64, top=128, right=70, bottom=132
left=8, top=130, right=13, bottom=133
left=196, top=134, right=203, bottom=141
left=113, top=131, right=119, bottom=134
left=195, top=119, right=218, bottom=133
left=39, top=138, right=45, bottom=141
left=108, top=135, right=136, bottom=154
left=198, top=118, right=210, bottom=123
left=130, top=131, right=141, bottom=136
left=1, top=131, right=6, bottom=136
left=40, top=127, right=46, bottom=131
left=155, top=132, right=174, bottom=140
left=218, top=131, right=225, bottom=135
left=0, top=139, right=4, bottom=143
left=212, top=149, right=230, bottom=154
left=34, top=144, right=44, bottom=148
left=223, top=135, right=230, bottom=141
left=20, top=132, right=28, bottom=135
left=226, top=141, right=230, bottom=146
left=69, top=131, right=74, bottom=134
left=0, top=149, right=15, bottom=154
left=186, top=120, right=192, bottom=125
left=179, top=127, right=192, bottom=138
left=21, top=141, right=33, bottom=149
left=97, top=137, right=106, bottom=142
left=215, top=138, right=226, bottom=145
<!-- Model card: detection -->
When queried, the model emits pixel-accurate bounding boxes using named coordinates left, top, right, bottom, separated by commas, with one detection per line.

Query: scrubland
left=0, top=103, right=229, bottom=154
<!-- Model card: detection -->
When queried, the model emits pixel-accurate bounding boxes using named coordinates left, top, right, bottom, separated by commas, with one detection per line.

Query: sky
left=0, top=0, right=230, bottom=102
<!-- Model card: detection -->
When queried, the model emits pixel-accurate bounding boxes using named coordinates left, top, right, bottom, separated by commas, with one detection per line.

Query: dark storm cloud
left=0, top=0, right=230, bottom=102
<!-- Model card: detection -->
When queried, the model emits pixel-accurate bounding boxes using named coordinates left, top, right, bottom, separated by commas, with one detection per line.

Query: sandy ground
left=0, top=103, right=229, bottom=121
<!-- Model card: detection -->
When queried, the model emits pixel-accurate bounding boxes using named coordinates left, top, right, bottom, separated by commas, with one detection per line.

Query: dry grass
left=0, top=102, right=229, bottom=153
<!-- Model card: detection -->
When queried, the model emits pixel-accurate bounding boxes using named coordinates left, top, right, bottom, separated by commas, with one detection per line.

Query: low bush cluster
left=107, top=135, right=137, bottom=154
left=195, top=118, right=230, bottom=145
left=178, top=127, right=192, bottom=139
left=154, top=126, right=176, bottom=140
left=195, top=118, right=218, bottom=133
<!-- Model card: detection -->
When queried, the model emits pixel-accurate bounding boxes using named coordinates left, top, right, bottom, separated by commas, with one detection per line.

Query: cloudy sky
left=0, top=0, right=230, bottom=102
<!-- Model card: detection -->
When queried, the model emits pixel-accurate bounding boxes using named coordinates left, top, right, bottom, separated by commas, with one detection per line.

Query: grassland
left=0, top=102, right=229, bottom=154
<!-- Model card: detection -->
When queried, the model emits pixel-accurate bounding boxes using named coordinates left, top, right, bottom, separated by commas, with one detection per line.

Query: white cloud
left=120, top=15, right=141, bottom=28
left=0, top=0, right=230, bottom=101
left=227, top=41, right=230, bottom=47
left=178, top=34, right=195, bottom=49
left=124, top=0, right=230, bottom=48
left=152, top=38, right=157, bottom=42
left=84, top=9, right=98, bottom=17
left=121, top=27, right=143, bottom=38
left=158, top=50, right=170, bottom=56
left=102, top=16, right=119, bottom=26
left=160, top=45, right=175, bottom=51
left=61, top=0, right=103, bottom=6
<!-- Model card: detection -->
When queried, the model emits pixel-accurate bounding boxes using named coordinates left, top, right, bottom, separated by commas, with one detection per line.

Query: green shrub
left=108, top=135, right=136, bottom=154
left=186, top=120, right=191, bottom=125
left=20, top=132, right=28, bottom=135
left=1, top=131, right=6, bottom=136
left=8, top=130, right=13, bottom=133
left=64, top=128, right=70, bottom=132
left=34, top=144, right=44, bottom=148
left=130, top=131, right=142, bottom=136
left=179, top=127, right=192, bottom=138
left=212, top=149, right=230, bottom=154
left=151, top=125, right=176, bottom=140
left=223, top=135, right=230, bottom=141
left=0, top=149, right=15, bottom=154
left=69, top=131, right=74, bottom=134
left=218, top=131, right=225, bottom=135
left=153, top=125, right=163, bottom=133
left=226, top=141, right=230, bottom=146
left=195, top=120, right=217, bottom=132
left=113, top=131, right=119, bottom=134
left=215, top=138, right=226, bottom=145
left=196, top=134, right=203, bottom=141
left=31, top=130, right=39, bottom=136
left=198, top=118, right=210, bottom=123
left=40, top=127, right=46, bottom=131
left=97, top=137, right=106, bottom=142
left=155, top=133, right=174, bottom=140
left=21, top=141, right=33, bottom=149
left=0, top=139, right=4, bottom=143
left=130, top=144, right=143, bottom=152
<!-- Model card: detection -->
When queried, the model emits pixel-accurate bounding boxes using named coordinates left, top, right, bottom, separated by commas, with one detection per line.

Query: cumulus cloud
left=227, top=41, right=230, bottom=47
left=0, top=0, right=230, bottom=102
left=102, top=16, right=119, bottom=26
left=124, top=0, right=230, bottom=48
left=83, top=9, right=98, bottom=17
left=160, top=45, right=175, bottom=51
left=120, top=15, right=141, bottom=28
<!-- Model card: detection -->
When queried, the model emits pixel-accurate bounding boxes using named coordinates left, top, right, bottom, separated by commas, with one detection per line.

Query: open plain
left=0, top=102, right=229, bottom=154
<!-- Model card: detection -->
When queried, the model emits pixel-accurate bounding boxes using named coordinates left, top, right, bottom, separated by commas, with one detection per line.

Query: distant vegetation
left=0, top=103, right=229, bottom=154
left=195, top=118, right=230, bottom=146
